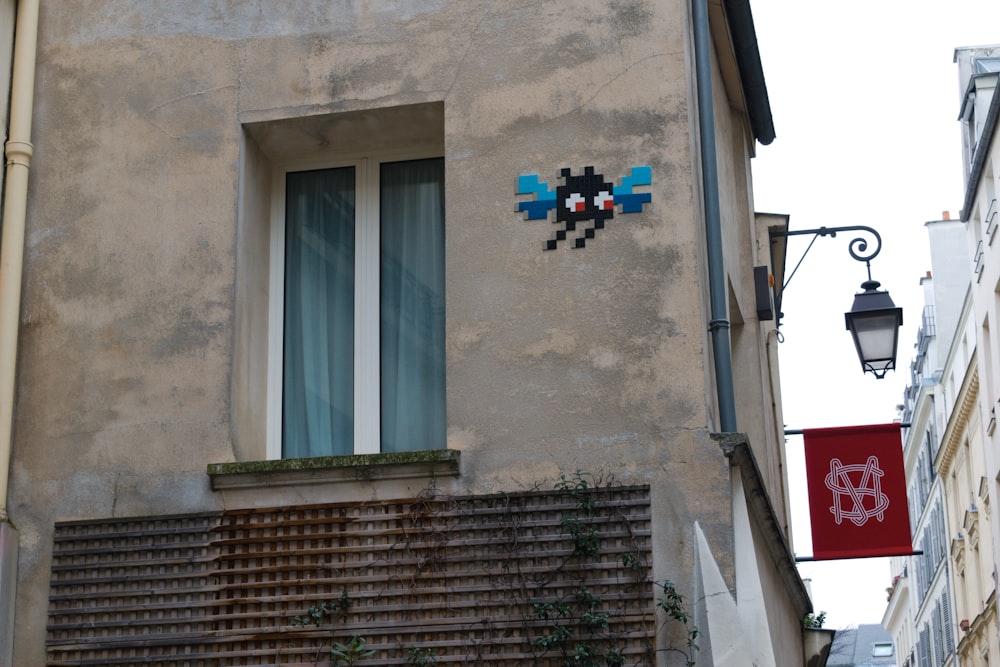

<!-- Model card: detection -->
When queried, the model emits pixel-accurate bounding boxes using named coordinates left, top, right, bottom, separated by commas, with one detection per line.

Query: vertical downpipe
left=692, top=0, right=737, bottom=433
left=0, top=523, right=14, bottom=667
left=0, top=1, right=40, bottom=665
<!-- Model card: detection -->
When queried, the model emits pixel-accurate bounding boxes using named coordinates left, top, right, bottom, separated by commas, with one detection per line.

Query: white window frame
left=266, top=146, right=443, bottom=459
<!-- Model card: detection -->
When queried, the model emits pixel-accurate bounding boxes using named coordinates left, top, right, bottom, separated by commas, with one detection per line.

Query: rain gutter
left=692, top=0, right=774, bottom=433
left=0, top=0, right=38, bottom=523
left=692, top=0, right=737, bottom=432
left=723, top=0, right=775, bottom=146
left=1, top=2, right=40, bottom=663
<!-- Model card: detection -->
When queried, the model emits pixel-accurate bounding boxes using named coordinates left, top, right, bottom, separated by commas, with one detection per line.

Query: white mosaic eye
left=594, top=190, right=614, bottom=211
left=565, top=192, right=586, bottom=213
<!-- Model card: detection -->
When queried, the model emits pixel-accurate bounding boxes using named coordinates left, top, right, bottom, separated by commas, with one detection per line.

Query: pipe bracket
left=5, top=140, right=33, bottom=168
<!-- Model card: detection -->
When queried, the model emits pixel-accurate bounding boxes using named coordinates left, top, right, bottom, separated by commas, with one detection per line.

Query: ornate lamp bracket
left=769, top=224, right=902, bottom=379
left=773, top=225, right=882, bottom=291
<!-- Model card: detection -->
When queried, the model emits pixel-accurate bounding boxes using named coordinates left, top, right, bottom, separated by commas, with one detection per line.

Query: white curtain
left=380, top=158, right=446, bottom=452
left=282, top=159, right=445, bottom=458
left=283, top=167, right=356, bottom=458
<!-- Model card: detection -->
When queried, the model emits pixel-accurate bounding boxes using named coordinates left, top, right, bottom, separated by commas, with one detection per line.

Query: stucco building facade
left=953, top=43, right=1000, bottom=667
left=883, top=224, right=968, bottom=667
left=937, top=288, right=997, bottom=667
left=0, top=2, right=810, bottom=665
left=883, top=45, right=1000, bottom=667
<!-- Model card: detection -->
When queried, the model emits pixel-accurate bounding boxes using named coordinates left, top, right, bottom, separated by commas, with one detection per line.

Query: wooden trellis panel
left=47, top=512, right=223, bottom=666
left=47, top=486, right=654, bottom=666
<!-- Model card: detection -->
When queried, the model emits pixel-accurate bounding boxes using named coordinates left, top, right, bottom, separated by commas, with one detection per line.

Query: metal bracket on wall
left=770, top=225, right=883, bottom=296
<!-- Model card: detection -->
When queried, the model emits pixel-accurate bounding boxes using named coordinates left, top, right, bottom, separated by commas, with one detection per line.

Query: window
left=873, top=642, right=894, bottom=657
left=268, top=153, right=445, bottom=459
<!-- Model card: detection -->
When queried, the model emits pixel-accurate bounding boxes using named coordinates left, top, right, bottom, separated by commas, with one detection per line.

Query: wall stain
left=608, top=0, right=654, bottom=40
left=524, top=329, right=577, bottom=358
left=153, top=306, right=226, bottom=358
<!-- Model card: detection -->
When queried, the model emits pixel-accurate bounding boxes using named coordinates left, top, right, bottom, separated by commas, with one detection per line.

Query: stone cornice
left=936, top=364, right=979, bottom=476
left=957, top=589, right=997, bottom=657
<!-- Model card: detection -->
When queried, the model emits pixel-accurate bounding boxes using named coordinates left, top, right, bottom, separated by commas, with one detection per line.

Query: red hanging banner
left=803, top=423, right=912, bottom=560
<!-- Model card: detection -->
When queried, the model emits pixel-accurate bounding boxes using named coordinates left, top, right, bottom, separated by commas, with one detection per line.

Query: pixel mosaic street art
left=517, top=166, right=652, bottom=250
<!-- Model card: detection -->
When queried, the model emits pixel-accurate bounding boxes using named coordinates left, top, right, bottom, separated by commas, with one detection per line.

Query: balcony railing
left=917, top=305, right=936, bottom=355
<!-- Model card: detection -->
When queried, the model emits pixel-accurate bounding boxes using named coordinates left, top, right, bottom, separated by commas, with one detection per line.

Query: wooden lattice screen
left=47, top=485, right=654, bottom=666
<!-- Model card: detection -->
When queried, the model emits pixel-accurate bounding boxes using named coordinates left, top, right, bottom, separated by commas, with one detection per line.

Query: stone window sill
left=207, top=449, right=460, bottom=491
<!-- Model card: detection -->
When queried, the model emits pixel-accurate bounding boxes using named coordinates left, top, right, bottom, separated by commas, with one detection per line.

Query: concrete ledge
left=207, top=449, right=461, bottom=490
left=803, top=628, right=836, bottom=667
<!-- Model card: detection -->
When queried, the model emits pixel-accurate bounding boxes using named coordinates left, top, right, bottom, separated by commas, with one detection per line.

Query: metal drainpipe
left=692, top=0, right=737, bottom=433
left=0, top=0, right=39, bottom=523
left=1, top=2, right=39, bottom=663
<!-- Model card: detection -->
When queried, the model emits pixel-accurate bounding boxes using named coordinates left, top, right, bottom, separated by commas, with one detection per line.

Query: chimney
left=943, top=211, right=951, bottom=220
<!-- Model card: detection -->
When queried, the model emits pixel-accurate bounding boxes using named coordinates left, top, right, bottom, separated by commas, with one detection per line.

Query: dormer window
left=873, top=642, right=893, bottom=657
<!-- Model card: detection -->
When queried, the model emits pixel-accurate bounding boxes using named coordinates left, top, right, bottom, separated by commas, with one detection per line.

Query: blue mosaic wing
left=516, top=174, right=558, bottom=220
left=613, top=166, right=652, bottom=213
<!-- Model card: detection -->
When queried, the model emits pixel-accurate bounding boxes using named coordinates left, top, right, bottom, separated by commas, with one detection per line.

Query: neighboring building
left=827, top=624, right=896, bottom=667
left=0, top=3, right=812, bottom=667
left=884, top=43, right=1000, bottom=667
left=954, top=43, right=1000, bottom=666
left=884, top=218, right=969, bottom=667
left=936, top=284, right=998, bottom=667
left=883, top=560, right=916, bottom=667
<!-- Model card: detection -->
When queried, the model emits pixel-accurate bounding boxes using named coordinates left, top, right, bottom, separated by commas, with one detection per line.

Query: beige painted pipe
left=0, top=0, right=40, bottom=522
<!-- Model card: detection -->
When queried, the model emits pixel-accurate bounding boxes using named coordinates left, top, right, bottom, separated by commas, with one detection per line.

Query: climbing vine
left=656, top=580, right=700, bottom=667
left=287, top=472, right=695, bottom=666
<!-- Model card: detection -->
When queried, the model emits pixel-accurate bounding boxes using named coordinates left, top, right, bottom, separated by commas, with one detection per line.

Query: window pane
left=873, top=643, right=893, bottom=657
left=380, top=158, right=446, bottom=452
left=283, top=167, right=355, bottom=458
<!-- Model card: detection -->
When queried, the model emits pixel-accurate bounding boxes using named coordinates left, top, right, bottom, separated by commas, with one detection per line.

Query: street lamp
left=772, top=225, right=903, bottom=379
left=845, top=279, right=904, bottom=379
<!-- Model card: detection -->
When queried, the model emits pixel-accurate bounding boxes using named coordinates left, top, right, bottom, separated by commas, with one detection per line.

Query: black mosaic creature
left=517, top=165, right=652, bottom=250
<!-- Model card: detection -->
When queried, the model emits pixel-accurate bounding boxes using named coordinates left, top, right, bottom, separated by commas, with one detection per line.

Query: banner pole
left=785, top=424, right=910, bottom=436
left=795, top=550, right=923, bottom=563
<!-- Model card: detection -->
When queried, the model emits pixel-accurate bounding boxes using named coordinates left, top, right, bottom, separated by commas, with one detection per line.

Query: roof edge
left=961, top=73, right=1000, bottom=221
left=723, top=0, right=776, bottom=146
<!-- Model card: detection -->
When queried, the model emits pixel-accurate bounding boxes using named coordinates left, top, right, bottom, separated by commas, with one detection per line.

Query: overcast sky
left=748, top=0, right=1000, bottom=629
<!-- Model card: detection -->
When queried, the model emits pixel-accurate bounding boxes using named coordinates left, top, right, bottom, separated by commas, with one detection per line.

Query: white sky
left=749, top=0, right=1000, bottom=629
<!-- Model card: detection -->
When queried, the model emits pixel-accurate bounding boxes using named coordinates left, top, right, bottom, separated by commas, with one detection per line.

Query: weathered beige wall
left=3, top=2, right=794, bottom=663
